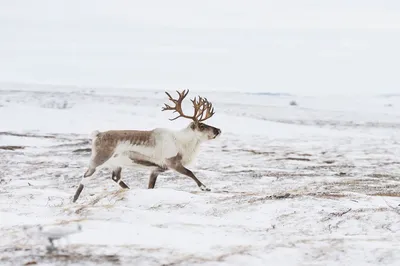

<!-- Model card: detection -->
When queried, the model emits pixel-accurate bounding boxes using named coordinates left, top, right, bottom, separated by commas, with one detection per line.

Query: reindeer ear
left=190, top=122, right=196, bottom=130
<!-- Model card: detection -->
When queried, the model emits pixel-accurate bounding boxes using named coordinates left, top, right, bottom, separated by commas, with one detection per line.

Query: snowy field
left=1, top=86, right=400, bottom=265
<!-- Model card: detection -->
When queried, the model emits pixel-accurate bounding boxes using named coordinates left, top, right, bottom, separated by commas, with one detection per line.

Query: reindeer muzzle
left=213, top=128, right=221, bottom=137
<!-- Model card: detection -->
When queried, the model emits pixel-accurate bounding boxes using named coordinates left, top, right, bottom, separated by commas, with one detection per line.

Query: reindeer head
left=162, top=89, right=221, bottom=141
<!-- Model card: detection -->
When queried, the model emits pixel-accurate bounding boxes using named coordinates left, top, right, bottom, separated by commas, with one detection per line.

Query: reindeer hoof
left=200, top=185, right=211, bottom=191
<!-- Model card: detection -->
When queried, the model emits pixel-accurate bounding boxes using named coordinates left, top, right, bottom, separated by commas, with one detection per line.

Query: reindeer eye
left=199, top=124, right=205, bottom=130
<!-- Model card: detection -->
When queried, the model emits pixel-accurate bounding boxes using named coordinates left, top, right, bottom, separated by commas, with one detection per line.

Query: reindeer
left=72, top=89, right=221, bottom=202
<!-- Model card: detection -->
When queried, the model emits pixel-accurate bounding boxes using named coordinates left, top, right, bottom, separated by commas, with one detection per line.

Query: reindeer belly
left=105, top=143, right=164, bottom=169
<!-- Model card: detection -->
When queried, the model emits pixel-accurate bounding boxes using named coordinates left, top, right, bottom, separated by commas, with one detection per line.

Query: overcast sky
left=1, top=0, right=400, bottom=95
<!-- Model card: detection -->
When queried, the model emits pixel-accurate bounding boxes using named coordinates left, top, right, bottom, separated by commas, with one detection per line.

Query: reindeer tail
left=90, top=130, right=100, bottom=140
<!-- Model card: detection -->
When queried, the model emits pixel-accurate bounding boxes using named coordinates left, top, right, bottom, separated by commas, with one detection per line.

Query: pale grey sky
left=1, top=0, right=400, bottom=95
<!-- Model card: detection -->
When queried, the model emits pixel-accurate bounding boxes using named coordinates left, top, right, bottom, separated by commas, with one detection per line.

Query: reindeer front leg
left=173, top=164, right=210, bottom=191
left=166, top=154, right=210, bottom=191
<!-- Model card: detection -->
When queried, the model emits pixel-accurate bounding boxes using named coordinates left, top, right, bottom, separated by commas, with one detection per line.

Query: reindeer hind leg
left=73, top=168, right=96, bottom=203
left=111, top=167, right=130, bottom=189
left=148, top=167, right=167, bottom=189
left=72, top=150, right=113, bottom=203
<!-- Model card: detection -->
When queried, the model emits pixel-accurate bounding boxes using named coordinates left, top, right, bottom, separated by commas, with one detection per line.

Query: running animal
left=72, top=89, right=221, bottom=202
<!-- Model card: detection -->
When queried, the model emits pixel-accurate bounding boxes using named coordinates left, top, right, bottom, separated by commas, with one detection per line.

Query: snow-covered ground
left=1, top=87, right=400, bottom=265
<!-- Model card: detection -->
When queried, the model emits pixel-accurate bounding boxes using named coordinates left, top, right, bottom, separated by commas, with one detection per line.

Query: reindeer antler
left=162, top=89, right=195, bottom=121
left=162, top=89, right=215, bottom=123
left=191, top=96, right=215, bottom=122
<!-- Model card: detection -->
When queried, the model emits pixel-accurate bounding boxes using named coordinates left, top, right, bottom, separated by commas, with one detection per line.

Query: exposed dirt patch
left=368, top=173, right=396, bottom=179
left=309, top=192, right=347, bottom=199
left=233, top=149, right=276, bottom=156
left=24, top=261, right=37, bottom=265
left=73, top=148, right=91, bottom=153
left=52, top=141, right=91, bottom=148
left=0, top=132, right=56, bottom=139
left=4, top=253, right=120, bottom=266
left=304, top=164, right=356, bottom=170
left=248, top=193, right=293, bottom=203
left=162, top=246, right=250, bottom=266
left=262, top=171, right=321, bottom=178
left=370, top=192, right=400, bottom=197
left=246, top=192, right=347, bottom=204
left=277, top=157, right=311, bottom=162
left=0, top=146, right=25, bottom=151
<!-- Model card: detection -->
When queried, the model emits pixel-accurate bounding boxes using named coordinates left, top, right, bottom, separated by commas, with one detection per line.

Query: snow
left=1, top=87, right=400, bottom=265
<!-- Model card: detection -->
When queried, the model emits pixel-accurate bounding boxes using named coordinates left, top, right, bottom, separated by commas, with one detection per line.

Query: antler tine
left=196, top=97, right=215, bottom=122
left=178, top=89, right=189, bottom=99
left=162, top=89, right=195, bottom=121
left=191, top=95, right=204, bottom=120
left=196, top=97, right=207, bottom=121
left=162, top=91, right=178, bottom=110
left=192, top=96, right=202, bottom=121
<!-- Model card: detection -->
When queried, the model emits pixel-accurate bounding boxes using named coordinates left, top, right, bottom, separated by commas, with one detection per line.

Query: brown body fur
left=89, top=130, right=155, bottom=171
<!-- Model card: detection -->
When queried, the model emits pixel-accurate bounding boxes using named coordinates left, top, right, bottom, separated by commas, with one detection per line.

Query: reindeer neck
left=174, top=126, right=200, bottom=146
left=173, top=125, right=202, bottom=165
